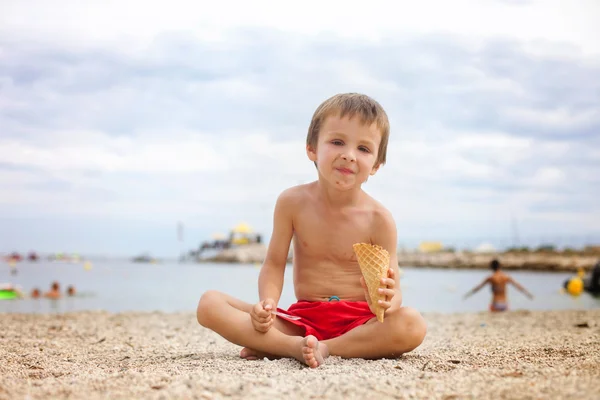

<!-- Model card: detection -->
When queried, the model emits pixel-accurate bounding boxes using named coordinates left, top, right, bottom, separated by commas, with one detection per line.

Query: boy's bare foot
left=240, top=336, right=329, bottom=367
left=298, top=335, right=329, bottom=368
left=239, top=347, right=279, bottom=360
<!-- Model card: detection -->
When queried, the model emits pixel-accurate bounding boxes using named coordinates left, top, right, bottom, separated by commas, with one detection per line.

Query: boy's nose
left=341, top=152, right=356, bottom=162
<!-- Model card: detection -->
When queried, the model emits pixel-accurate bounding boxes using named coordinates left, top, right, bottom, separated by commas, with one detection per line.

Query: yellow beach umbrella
left=232, top=223, right=253, bottom=234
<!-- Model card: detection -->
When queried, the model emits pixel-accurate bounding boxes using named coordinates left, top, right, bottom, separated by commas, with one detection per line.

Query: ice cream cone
left=352, top=243, right=390, bottom=323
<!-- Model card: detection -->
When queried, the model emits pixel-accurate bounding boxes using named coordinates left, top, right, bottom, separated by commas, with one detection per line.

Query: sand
left=1, top=309, right=599, bottom=399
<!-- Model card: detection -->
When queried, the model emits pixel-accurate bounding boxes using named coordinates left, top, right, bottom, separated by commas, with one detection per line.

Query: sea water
left=1, top=260, right=598, bottom=314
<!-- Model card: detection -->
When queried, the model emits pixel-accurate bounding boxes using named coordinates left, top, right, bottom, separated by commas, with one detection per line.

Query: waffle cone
left=352, top=243, right=390, bottom=323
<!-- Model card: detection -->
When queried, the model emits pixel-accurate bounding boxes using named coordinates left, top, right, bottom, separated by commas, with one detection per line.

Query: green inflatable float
left=0, top=289, right=18, bottom=300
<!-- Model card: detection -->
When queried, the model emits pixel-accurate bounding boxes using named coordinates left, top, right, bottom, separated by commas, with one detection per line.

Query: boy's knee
left=389, top=306, right=427, bottom=353
left=196, top=290, right=221, bottom=327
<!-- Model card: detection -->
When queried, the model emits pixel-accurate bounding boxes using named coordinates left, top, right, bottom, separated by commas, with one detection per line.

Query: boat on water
left=132, top=253, right=159, bottom=263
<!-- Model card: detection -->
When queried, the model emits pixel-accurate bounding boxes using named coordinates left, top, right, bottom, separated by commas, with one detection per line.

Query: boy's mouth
left=336, top=167, right=355, bottom=175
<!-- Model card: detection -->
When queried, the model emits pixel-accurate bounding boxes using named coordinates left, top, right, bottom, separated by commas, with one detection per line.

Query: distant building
left=191, top=222, right=263, bottom=261
left=229, top=223, right=261, bottom=245
left=418, top=242, right=444, bottom=253
left=474, top=243, right=497, bottom=253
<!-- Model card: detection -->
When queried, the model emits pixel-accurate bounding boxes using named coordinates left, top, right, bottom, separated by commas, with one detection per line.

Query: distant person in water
left=30, top=288, right=41, bottom=299
left=66, top=285, right=76, bottom=297
left=463, top=259, right=534, bottom=311
left=44, top=281, right=62, bottom=299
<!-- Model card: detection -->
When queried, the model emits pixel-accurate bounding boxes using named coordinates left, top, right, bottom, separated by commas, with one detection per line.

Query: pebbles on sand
left=1, top=309, right=598, bottom=399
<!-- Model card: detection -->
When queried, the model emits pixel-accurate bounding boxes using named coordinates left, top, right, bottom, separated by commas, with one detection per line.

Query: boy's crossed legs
left=196, top=290, right=427, bottom=368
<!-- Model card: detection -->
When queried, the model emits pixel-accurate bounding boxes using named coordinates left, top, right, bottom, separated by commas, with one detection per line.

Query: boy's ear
left=306, top=144, right=317, bottom=161
left=370, top=162, right=381, bottom=176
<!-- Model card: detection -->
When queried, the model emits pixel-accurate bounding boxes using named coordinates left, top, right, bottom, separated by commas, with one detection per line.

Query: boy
left=463, top=259, right=534, bottom=311
left=197, top=93, right=427, bottom=368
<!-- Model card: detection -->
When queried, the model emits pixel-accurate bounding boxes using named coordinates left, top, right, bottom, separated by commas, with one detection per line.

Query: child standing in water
left=197, top=93, right=427, bottom=368
left=464, top=259, right=534, bottom=311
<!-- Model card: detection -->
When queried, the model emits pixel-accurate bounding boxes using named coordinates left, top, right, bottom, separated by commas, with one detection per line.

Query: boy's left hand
left=360, top=267, right=397, bottom=315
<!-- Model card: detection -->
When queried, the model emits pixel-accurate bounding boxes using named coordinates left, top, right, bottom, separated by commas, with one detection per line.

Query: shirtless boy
left=463, top=259, right=534, bottom=311
left=197, top=93, right=427, bottom=368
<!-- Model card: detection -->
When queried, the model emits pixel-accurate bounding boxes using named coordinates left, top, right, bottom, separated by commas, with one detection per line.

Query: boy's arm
left=258, top=190, right=295, bottom=307
left=372, top=208, right=401, bottom=306
left=508, top=277, right=534, bottom=299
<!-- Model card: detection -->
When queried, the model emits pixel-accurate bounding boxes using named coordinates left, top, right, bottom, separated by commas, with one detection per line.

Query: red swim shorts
left=276, top=300, right=375, bottom=340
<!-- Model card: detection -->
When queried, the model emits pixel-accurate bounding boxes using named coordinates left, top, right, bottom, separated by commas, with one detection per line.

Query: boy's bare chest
left=293, top=206, right=373, bottom=261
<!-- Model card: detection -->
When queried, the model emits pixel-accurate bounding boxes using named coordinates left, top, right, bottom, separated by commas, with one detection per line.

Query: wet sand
left=1, top=309, right=598, bottom=399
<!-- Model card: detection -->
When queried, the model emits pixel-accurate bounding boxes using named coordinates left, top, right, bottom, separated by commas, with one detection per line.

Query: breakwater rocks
left=202, top=244, right=599, bottom=272
left=397, top=251, right=599, bottom=272
left=202, top=243, right=268, bottom=264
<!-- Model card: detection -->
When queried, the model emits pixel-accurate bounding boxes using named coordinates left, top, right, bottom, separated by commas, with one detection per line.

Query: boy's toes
left=302, top=350, right=317, bottom=368
left=240, top=347, right=262, bottom=360
left=301, top=335, right=325, bottom=368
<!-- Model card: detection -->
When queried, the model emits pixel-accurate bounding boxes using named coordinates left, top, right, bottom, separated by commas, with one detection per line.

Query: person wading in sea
left=464, top=259, right=534, bottom=311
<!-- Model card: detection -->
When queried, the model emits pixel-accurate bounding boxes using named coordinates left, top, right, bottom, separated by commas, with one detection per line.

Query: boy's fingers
left=256, top=301, right=273, bottom=317
left=388, top=268, right=395, bottom=279
left=378, top=288, right=395, bottom=299
left=378, top=299, right=392, bottom=309
left=257, top=313, right=272, bottom=323
left=254, top=319, right=272, bottom=332
left=251, top=321, right=263, bottom=332
left=253, top=303, right=267, bottom=316
left=262, top=298, right=275, bottom=311
left=380, top=277, right=395, bottom=288
left=262, top=320, right=274, bottom=331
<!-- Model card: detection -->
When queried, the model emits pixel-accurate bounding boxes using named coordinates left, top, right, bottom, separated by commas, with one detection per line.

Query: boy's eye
left=331, top=140, right=344, bottom=146
left=359, top=146, right=370, bottom=153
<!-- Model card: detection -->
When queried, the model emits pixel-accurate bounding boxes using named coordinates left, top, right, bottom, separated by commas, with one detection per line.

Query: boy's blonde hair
left=306, top=93, right=390, bottom=166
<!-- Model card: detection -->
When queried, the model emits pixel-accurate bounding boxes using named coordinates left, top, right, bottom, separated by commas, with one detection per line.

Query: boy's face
left=307, top=114, right=381, bottom=191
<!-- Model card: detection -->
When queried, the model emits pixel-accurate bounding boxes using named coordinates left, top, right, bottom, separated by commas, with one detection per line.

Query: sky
left=1, top=0, right=599, bottom=258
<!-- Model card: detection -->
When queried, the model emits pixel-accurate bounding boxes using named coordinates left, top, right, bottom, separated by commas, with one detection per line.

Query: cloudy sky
left=1, top=0, right=599, bottom=257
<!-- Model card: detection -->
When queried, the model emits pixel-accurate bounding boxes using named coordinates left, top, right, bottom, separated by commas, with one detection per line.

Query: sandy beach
left=1, top=309, right=599, bottom=399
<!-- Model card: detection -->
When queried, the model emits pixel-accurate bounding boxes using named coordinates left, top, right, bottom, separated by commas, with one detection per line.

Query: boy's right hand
left=250, top=298, right=276, bottom=333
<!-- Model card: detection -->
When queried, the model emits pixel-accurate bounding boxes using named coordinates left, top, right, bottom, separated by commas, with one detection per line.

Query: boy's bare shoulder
left=363, top=192, right=396, bottom=230
left=361, top=193, right=397, bottom=251
left=276, top=182, right=316, bottom=206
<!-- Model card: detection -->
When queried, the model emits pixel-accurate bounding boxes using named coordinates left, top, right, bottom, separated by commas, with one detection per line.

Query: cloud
left=3, top=33, right=599, bottom=140
left=2, top=0, right=599, bottom=54
left=0, top=2, right=599, bottom=255
left=0, top=131, right=224, bottom=173
left=494, top=0, right=533, bottom=5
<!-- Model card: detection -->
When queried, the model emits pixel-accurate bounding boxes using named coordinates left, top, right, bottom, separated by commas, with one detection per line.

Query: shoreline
left=201, top=244, right=600, bottom=272
left=1, top=309, right=598, bottom=399
left=397, top=251, right=599, bottom=272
